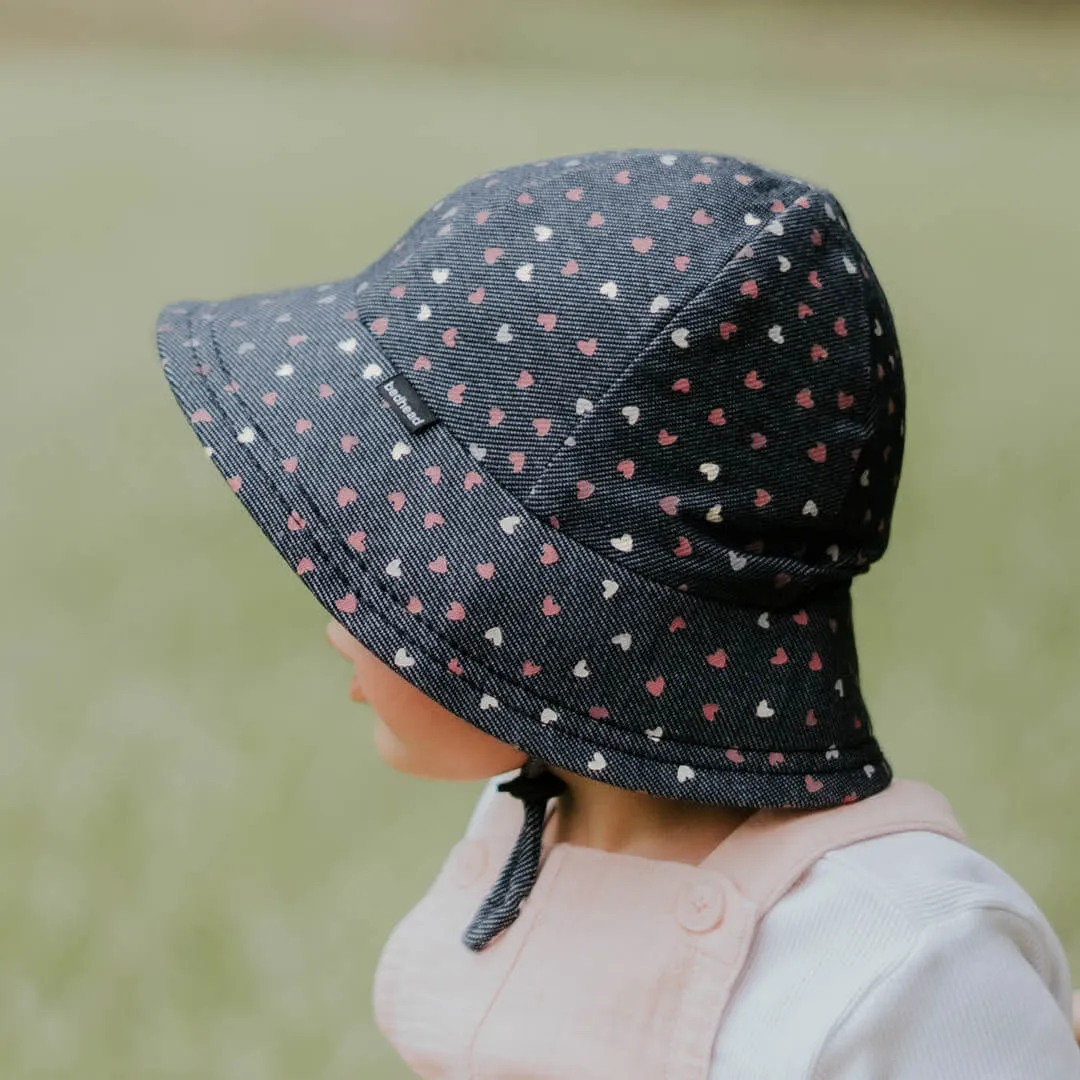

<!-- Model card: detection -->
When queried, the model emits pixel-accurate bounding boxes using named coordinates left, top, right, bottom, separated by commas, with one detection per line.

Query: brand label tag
left=378, top=375, right=439, bottom=434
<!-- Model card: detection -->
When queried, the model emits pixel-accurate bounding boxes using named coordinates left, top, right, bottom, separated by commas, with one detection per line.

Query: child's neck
left=544, top=765, right=758, bottom=866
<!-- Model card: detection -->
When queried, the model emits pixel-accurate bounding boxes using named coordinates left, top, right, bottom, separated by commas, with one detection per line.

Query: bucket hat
left=154, top=148, right=905, bottom=952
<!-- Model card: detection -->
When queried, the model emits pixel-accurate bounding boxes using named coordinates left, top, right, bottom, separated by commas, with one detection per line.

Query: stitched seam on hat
left=526, top=177, right=818, bottom=501
left=339, top=281, right=867, bottom=597
left=189, top=314, right=882, bottom=775
left=335, top=310, right=861, bottom=607
left=832, top=222, right=884, bottom=542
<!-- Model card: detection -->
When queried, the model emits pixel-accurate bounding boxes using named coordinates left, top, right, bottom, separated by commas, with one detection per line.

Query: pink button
left=676, top=878, right=727, bottom=933
left=449, top=839, right=488, bottom=887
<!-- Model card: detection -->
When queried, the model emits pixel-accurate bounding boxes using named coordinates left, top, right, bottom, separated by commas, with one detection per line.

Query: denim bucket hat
left=155, top=148, right=905, bottom=951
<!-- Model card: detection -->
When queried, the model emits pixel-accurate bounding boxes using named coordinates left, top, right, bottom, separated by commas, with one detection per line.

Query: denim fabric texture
left=154, top=148, right=906, bottom=950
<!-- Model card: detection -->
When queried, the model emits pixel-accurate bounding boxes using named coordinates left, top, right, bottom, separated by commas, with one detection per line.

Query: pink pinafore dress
left=373, top=778, right=966, bottom=1079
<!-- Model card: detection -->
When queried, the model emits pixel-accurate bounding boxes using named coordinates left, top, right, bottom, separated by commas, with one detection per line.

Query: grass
left=2, top=9, right=1079, bottom=1076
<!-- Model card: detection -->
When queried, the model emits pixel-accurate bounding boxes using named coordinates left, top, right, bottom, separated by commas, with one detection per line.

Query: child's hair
left=156, top=148, right=904, bottom=950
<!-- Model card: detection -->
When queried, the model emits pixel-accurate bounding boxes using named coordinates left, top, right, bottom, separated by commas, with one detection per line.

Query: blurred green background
left=2, top=1, right=1079, bottom=1076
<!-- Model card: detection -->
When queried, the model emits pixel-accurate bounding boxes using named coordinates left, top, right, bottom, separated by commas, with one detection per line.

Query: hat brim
left=155, top=276, right=890, bottom=809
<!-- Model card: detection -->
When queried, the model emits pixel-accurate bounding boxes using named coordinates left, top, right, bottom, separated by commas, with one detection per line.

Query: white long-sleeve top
left=463, top=775, right=1080, bottom=1078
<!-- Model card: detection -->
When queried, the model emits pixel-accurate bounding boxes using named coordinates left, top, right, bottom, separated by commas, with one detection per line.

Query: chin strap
left=461, top=756, right=568, bottom=952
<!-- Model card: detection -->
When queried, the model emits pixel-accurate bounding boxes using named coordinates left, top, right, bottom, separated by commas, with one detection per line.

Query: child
left=155, top=149, right=1080, bottom=1077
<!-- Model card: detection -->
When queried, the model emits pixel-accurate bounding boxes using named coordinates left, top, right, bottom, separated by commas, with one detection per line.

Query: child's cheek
left=371, top=707, right=526, bottom=780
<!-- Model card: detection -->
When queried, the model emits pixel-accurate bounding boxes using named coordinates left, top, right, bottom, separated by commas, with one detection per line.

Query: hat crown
left=354, top=150, right=904, bottom=606
left=155, top=147, right=900, bottom=885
